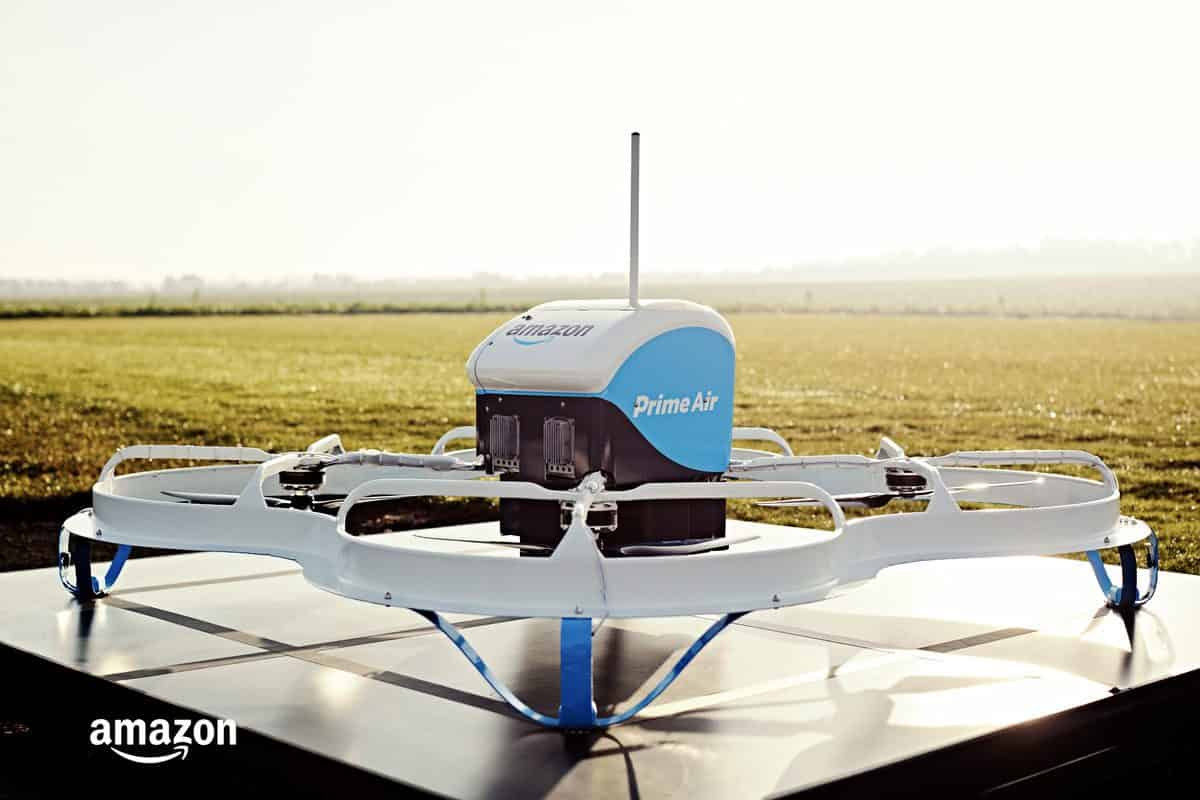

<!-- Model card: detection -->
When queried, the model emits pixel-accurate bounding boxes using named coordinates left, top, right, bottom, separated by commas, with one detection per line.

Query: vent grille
left=489, top=414, right=520, bottom=472
left=543, top=417, right=575, bottom=479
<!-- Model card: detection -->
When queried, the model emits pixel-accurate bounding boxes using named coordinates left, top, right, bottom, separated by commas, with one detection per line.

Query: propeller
left=411, top=532, right=761, bottom=556
left=311, top=493, right=411, bottom=509
left=413, top=533, right=553, bottom=552
left=758, top=491, right=913, bottom=509
left=756, top=478, right=1044, bottom=509
left=161, top=490, right=291, bottom=508
left=619, top=534, right=759, bottom=556
left=161, top=490, right=412, bottom=510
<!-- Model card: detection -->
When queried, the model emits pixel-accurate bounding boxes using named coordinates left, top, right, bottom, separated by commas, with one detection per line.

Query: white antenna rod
left=629, top=131, right=640, bottom=308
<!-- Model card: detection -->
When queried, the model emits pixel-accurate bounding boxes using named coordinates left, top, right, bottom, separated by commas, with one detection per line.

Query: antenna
left=629, top=132, right=640, bottom=308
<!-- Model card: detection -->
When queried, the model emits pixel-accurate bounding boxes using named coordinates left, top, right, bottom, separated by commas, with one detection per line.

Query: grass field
left=6, top=272, right=1200, bottom=320
left=1, top=313, right=1197, bottom=573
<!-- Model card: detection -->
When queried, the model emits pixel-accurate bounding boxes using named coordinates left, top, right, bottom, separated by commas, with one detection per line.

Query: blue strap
left=1086, top=549, right=1121, bottom=605
left=1117, top=544, right=1137, bottom=610
left=416, top=609, right=746, bottom=729
left=558, top=617, right=597, bottom=728
left=1086, top=532, right=1158, bottom=609
left=411, top=609, right=559, bottom=727
left=1144, top=531, right=1160, bottom=603
left=594, top=611, right=746, bottom=727
left=57, top=525, right=133, bottom=599
left=98, top=544, right=132, bottom=595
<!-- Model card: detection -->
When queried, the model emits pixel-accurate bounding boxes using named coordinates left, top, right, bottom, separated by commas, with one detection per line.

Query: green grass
left=1, top=313, right=1197, bottom=572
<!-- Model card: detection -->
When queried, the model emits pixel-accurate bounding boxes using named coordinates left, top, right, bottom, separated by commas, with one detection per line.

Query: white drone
left=59, top=135, right=1158, bottom=730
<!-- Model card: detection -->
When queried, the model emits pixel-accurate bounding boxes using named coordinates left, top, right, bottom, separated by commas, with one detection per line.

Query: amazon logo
left=505, top=323, right=595, bottom=346
left=90, top=717, right=237, bottom=764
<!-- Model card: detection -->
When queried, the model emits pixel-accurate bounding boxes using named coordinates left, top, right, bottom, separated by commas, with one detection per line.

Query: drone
left=59, top=134, right=1158, bottom=730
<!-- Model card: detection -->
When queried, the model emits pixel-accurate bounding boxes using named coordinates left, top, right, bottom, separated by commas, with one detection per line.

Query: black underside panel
left=477, top=392, right=726, bottom=550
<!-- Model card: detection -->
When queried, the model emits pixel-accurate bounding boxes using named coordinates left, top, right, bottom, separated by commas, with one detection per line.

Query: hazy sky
left=2, top=1, right=1198, bottom=282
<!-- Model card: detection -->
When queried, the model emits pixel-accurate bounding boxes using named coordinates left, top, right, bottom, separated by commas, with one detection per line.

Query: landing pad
left=3, top=520, right=1199, bottom=798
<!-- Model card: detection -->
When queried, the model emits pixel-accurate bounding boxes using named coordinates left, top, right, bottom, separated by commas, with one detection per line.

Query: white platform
left=2, top=520, right=1197, bottom=798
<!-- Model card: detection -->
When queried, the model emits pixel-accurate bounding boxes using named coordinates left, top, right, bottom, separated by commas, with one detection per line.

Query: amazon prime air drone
left=58, top=134, right=1158, bottom=730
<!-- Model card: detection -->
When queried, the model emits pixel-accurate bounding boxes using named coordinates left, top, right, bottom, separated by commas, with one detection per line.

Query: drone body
left=469, top=298, right=734, bottom=554
left=56, top=135, right=1159, bottom=730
